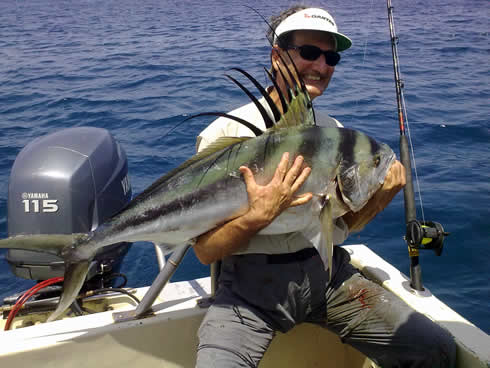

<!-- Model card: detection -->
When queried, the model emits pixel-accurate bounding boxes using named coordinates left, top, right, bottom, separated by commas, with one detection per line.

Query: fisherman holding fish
left=194, top=6, right=456, bottom=368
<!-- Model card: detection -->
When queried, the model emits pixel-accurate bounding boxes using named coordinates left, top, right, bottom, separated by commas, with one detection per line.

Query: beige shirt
left=197, top=98, right=349, bottom=255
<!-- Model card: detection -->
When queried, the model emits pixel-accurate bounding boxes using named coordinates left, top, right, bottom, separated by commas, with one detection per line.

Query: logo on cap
left=303, top=13, right=335, bottom=27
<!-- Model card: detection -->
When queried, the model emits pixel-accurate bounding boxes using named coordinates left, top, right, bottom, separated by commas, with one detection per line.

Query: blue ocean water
left=0, top=0, right=488, bottom=334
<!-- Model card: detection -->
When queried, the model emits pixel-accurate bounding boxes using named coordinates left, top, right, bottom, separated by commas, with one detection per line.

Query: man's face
left=275, top=30, right=337, bottom=100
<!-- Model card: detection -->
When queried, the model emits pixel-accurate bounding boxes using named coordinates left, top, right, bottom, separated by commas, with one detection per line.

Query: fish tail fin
left=0, top=233, right=88, bottom=254
left=0, top=234, right=92, bottom=322
left=47, top=260, right=90, bottom=322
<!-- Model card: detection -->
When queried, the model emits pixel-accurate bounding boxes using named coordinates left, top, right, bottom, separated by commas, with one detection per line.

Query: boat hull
left=0, top=245, right=488, bottom=368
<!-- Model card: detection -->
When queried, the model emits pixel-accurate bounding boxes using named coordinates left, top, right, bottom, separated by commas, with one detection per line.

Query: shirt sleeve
left=315, top=111, right=344, bottom=128
left=196, top=118, right=228, bottom=152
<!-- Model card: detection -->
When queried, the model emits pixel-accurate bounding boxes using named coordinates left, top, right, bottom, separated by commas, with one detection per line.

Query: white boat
left=1, top=244, right=488, bottom=368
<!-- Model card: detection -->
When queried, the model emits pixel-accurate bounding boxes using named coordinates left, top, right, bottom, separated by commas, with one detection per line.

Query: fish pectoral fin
left=319, top=196, right=334, bottom=282
left=47, top=260, right=90, bottom=322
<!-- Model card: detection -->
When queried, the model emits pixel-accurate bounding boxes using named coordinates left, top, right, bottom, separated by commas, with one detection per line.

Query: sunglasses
left=287, top=45, right=341, bottom=67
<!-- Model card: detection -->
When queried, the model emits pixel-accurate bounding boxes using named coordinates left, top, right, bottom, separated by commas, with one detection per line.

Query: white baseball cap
left=273, top=8, right=352, bottom=52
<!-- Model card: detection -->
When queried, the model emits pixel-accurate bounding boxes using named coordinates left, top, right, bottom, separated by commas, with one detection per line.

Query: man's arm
left=342, top=160, right=406, bottom=232
left=194, top=153, right=312, bottom=265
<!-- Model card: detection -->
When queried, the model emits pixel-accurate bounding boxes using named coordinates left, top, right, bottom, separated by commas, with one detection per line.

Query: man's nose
left=314, top=54, right=334, bottom=72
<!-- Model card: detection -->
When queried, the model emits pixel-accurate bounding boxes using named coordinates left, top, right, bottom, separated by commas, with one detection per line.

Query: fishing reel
left=405, top=220, right=449, bottom=256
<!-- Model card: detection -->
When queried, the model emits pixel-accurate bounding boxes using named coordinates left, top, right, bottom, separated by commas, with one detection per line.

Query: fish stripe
left=111, top=186, right=216, bottom=235
left=370, top=135, right=380, bottom=157
left=301, top=127, right=323, bottom=165
left=339, top=128, right=356, bottom=165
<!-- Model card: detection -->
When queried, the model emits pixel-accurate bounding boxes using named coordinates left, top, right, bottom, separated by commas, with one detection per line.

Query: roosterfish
left=0, top=52, right=395, bottom=322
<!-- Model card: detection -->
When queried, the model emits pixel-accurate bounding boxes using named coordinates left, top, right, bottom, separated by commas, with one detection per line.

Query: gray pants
left=196, top=247, right=456, bottom=367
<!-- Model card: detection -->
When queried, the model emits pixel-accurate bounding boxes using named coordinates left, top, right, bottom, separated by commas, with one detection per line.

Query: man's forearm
left=342, top=189, right=388, bottom=232
left=194, top=213, right=268, bottom=265
left=343, top=160, right=406, bottom=232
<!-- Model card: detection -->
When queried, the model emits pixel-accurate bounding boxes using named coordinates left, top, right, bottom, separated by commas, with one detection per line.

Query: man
left=194, top=6, right=456, bottom=368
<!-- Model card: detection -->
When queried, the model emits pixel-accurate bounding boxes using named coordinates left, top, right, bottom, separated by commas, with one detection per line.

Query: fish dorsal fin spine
left=230, top=68, right=281, bottom=126
left=226, top=51, right=316, bottom=134
left=264, top=67, right=288, bottom=114
left=226, top=74, right=275, bottom=130
left=276, top=90, right=314, bottom=130
left=183, top=112, right=264, bottom=137
left=260, top=51, right=316, bottom=132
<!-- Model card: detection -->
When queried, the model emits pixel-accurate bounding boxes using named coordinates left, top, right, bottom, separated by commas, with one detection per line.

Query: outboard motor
left=6, top=127, right=132, bottom=292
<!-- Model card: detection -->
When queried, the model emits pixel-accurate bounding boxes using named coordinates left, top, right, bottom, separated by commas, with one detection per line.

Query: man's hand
left=343, top=160, right=406, bottom=232
left=194, top=152, right=312, bottom=264
left=239, top=152, right=313, bottom=229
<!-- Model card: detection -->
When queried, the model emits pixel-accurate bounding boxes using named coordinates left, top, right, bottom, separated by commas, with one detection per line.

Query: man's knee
left=196, top=304, right=274, bottom=367
left=196, top=345, right=257, bottom=368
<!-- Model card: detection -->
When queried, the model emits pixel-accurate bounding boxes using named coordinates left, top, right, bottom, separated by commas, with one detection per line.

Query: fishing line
left=354, top=3, right=423, bottom=227
left=354, top=1, right=427, bottom=223
left=399, top=87, right=426, bottom=222
left=389, top=23, right=426, bottom=223
left=350, top=0, right=376, bottom=127
left=360, top=0, right=375, bottom=64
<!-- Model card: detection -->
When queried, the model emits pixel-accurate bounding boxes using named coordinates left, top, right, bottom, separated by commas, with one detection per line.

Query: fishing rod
left=386, top=0, right=448, bottom=291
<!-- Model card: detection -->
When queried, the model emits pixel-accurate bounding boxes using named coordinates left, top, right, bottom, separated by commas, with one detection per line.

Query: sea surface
left=0, top=0, right=488, bottom=334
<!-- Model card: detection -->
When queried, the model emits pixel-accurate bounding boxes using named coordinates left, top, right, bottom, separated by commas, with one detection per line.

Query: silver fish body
left=75, top=125, right=394, bottom=254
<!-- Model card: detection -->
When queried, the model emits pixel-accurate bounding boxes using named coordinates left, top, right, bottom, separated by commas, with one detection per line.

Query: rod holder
left=113, top=244, right=191, bottom=322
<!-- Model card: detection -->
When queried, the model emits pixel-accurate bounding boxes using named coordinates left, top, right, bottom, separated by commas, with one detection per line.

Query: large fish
left=0, top=53, right=395, bottom=322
